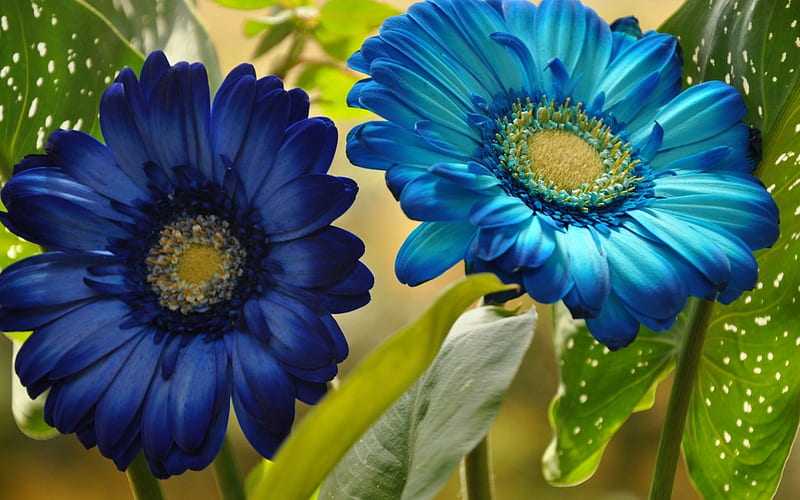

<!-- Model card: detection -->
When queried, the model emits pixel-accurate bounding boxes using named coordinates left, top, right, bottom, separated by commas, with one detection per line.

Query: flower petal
left=396, top=221, right=476, bottom=285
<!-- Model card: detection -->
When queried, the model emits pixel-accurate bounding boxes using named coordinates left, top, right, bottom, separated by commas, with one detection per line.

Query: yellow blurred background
left=2, top=1, right=799, bottom=499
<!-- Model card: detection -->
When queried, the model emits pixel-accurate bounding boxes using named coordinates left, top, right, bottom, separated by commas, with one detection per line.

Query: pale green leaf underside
left=248, top=274, right=517, bottom=500
left=320, top=306, right=537, bottom=500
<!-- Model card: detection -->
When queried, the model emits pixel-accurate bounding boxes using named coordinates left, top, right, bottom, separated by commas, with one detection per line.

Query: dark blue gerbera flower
left=0, top=51, right=373, bottom=478
left=346, top=0, right=778, bottom=349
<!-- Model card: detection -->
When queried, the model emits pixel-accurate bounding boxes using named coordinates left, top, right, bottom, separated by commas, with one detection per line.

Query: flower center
left=146, top=214, right=246, bottom=314
left=494, top=97, right=643, bottom=214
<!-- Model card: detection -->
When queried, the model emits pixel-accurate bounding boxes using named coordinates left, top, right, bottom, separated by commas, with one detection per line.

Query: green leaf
left=662, top=1, right=800, bottom=498
left=320, top=306, right=537, bottom=500
left=543, top=303, right=678, bottom=485
left=0, top=0, right=143, bottom=178
left=88, top=0, right=221, bottom=86
left=247, top=274, right=517, bottom=500
left=10, top=340, right=57, bottom=439
left=314, top=0, right=399, bottom=61
left=250, top=19, right=295, bottom=59
left=296, top=63, right=371, bottom=118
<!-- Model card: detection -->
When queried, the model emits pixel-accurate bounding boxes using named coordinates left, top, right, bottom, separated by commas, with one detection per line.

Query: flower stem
left=126, top=452, right=164, bottom=500
left=460, top=433, right=495, bottom=500
left=212, top=436, right=246, bottom=500
left=648, top=299, right=715, bottom=500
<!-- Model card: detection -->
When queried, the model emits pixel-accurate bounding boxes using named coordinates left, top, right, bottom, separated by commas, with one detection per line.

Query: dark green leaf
left=662, top=1, right=800, bottom=498
left=314, top=0, right=399, bottom=61
left=320, top=306, right=536, bottom=500
left=88, top=0, right=221, bottom=86
left=251, top=20, right=295, bottom=59
left=543, top=304, right=678, bottom=485
left=247, top=274, right=517, bottom=500
left=0, top=0, right=143, bottom=178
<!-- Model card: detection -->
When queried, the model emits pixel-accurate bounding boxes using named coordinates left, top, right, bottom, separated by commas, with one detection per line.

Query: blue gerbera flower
left=347, top=0, right=778, bottom=349
left=0, top=51, right=373, bottom=478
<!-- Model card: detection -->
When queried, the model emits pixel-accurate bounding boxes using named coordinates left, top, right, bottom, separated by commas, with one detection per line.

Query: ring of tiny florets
left=488, top=96, right=652, bottom=226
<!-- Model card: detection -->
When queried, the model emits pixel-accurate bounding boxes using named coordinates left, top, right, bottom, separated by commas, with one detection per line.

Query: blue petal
left=211, top=73, right=257, bottom=183
left=45, top=130, right=149, bottom=205
left=259, top=174, right=356, bottom=242
left=473, top=223, right=524, bottom=261
left=469, top=194, right=532, bottom=228
left=396, top=221, right=476, bottom=285
left=141, top=369, right=174, bottom=461
left=229, top=330, right=295, bottom=431
left=634, top=81, right=747, bottom=150
left=232, top=89, right=290, bottom=197
left=602, top=227, right=686, bottom=320
left=563, top=226, right=610, bottom=317
left=168, top=337, right=226, bottom=453
left=45, top=333, right=140, bottom=433
left=501, top=216, right=556, bottom=269
left=15, top=298, right=132, bottom=397
left=94, top=329, right=161, bottom=450
left=0, top=252, right=109, bottom=308
left=252, top=118, right=338, bottom=207
left=99, top=81, right=152, bottom=189
left=317, top=262, right=374, bottom=314
left=521, top=230, right=571, bottom=303
left=232, top=386, right=288, bottom=458
left=648, top=122, right=754, bottom=173
left=584, top=293, right=640, bottom=350
left=400, top=173, right=480, bottom=221
left=595, top=33, right=679, bottom=112
left=267, top=226, right=364, bottom=288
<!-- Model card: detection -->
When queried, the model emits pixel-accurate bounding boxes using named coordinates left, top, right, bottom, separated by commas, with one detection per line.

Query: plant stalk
left=460, top=433, right=495, bottom=500
left=212, top=436, right=246, bottom=500
left=126, top=452, right=165, bottom=500
left=648, top=299, right=715, bottom=500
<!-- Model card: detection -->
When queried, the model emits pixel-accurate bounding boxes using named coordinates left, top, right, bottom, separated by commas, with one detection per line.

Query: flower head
left=346, top=0, right=778, bottom=349
left=0, top=51, right=373, bottom=477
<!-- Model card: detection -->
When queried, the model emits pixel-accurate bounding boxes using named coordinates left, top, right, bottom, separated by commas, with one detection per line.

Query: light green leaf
left=320, top=306, right=537, bottom=500
left=10, top=340, right=56, bottom=439
left=661, top=1, right=800, bottom=497
left=248, top=274, right=517, bottom=500
left=296, top=63, right=371, bottom=118
left=543, top=303, right=678, bottom=485
left=0, top=0, right=143, bottom=179
left=88, top=0, right=221, bottom=86
left=314, top=0, right=399, bottom=61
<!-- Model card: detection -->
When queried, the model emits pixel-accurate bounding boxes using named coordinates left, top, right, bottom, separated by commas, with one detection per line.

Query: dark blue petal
left=521, top=231, right=571, bottom=303
left=15, top=298, right=131, bottom=397
left=0, top=252, right=111, bottom=308
left=45, top=130, right=149, bottom=205
left=267, top=226, right=364, bottom=288
left=141, top=371, right=173, bottom=461
left=94, top=329, right=160, bottom=449
left=501, top=216, right=556, bottom=269
left=99, top=82, right=152, bottom=189
left=396, top=221, right=476, bottom=286
left=563, top=226, right=610, bottom=318
left=211, top=74, right=257, bottom=183
left=259, top=174, right=356, bottom=242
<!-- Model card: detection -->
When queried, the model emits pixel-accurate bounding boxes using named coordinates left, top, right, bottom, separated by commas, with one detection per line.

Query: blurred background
left=2, top=0, right=798, bottom=498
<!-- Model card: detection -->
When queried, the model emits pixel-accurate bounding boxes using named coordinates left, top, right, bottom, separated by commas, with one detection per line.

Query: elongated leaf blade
left=320, top=306, right=537, bottom=500
left=248, top=274, right=516, bottom=500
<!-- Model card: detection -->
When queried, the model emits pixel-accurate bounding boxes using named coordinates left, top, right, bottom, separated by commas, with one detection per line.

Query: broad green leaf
left=662, top=1, right=800, bottom=497
left=296, top=63, right=371, bottom=118
left=320, top=306, right=537, bottom=500
left=88, top=0, right=221, bottom=86
left=314, top=0, right=399, bottom=61
left=0, top=0, right=143, bottom=178
left=543, top=303, right=678, bottom=485
left=10, top=340, right=56, bottom=439
left=248, top=274, right=517, bottom=500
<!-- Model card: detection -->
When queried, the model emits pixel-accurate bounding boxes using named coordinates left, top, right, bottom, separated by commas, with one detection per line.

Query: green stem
left=126, top=452, right=165, bottom=500
left=649, top=299, right=715, bottom=500
left=460, top=433, right=495, bottom=500
left=212, top=436, right=246, bottom=500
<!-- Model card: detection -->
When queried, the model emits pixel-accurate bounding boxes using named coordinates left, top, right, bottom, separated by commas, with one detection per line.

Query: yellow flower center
left=176, top=243, right=226, bottom=285
left=526, top=129, right=605, bottom=191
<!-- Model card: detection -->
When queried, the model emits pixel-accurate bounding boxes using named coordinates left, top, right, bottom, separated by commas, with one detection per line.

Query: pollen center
left=527, top=129, right=605, bottom=191
left=146, top=214, right=246, bottom=314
